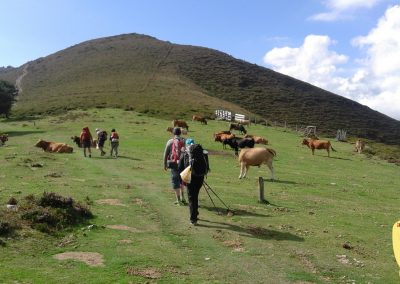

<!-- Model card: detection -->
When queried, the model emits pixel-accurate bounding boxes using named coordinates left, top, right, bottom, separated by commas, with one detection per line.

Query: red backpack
left=170, top=138, right=184, bottom=163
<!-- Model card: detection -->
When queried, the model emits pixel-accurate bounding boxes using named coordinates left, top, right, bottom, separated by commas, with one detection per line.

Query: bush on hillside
left=0, top=192, right=93, bottom=235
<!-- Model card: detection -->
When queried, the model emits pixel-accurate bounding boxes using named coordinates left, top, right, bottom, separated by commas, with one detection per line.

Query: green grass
left=0, top=108, right=399, bottom=283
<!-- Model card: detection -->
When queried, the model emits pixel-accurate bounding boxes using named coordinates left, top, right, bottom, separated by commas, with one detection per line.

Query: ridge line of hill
left=0, top=33, right=399, bottom=144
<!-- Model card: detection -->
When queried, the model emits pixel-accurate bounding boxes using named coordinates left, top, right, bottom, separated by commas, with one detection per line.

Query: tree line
left=0, top=80, right=17, bottom=118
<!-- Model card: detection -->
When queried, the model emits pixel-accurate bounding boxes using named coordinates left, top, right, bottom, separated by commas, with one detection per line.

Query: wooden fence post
left=258, top=177, right=265, bottom=202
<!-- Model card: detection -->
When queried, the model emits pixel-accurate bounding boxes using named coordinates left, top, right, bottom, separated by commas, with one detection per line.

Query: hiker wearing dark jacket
left=163, top=127, right=186, bottom=205
left=96, top=128, right=107, bottom=156
left=178, top=138, right=207, bottom=226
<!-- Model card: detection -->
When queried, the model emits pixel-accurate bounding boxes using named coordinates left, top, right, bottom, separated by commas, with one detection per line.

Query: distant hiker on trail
left=163, top=127, right=186, bottom=205
left=110, top=128, right=119, bottom=158
left=80, top=127, right=93, bottom=158
left=178, top=138, right=209, bottom=225
left=95, top=128, right=107, bottom=156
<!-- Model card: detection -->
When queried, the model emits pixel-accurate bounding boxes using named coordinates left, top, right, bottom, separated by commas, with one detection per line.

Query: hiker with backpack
left=178, top=138, right=209, bottom=225
left=80, top=127, right=93, bottom=158
left=95, top=128, right=107, bottom=156
left=163, top=127, right=187, bottom=205
left=110, top=128, right=119, bottom=158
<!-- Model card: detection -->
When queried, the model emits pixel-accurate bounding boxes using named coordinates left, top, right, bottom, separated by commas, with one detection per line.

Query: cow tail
left=267, top=148, right=277, bottom=157
left=331, top=145, right=337, bottom=152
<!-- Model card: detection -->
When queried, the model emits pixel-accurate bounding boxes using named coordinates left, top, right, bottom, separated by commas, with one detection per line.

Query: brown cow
left=214, top=133, right=235, bottom=149
left=238, top=147, right=276, bottom=180
left=35, top=139, right=73, bottom=153
left=192, top=115, right=207, bottom=125
left=302, top=138, right=336, bottom=157
left=172, top=120, right=189, bottom=130
left=0, top=134, right=8, bottom=146
left=245, top=134, right=268, bottom=145
left=355, top=139, right=365, bottom=154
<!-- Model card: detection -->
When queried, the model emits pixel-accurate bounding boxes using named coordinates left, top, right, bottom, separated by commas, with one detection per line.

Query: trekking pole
left=203, top=183, right=219, bottom=212
left=203, top=181, right=232, bottom=212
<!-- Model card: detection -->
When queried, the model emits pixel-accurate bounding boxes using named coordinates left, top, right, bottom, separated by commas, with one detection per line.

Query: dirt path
left=15, top=64, right=29, bottom=94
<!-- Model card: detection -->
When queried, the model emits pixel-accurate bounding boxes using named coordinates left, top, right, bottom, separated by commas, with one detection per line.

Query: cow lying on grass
left=238, top=147, right=276, bottom=180
left=302, top=138, right=336, bottom=157
left=35, top=139, right=73, bottom=153
left=244, top=134, right=268, bottom=145
left=172, top=119, right=189, bottom=130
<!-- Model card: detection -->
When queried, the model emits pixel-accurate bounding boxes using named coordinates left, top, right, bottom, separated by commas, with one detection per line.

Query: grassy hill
left=0, top=108, right=399, bottom=283
left=1, top=33, right=400, bottom=144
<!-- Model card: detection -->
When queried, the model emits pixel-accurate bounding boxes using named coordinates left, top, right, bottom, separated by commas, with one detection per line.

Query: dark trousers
left=187, top=175, right=204, bottom=223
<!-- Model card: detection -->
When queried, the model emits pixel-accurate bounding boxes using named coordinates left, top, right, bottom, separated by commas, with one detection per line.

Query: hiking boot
left=181, top=199, right=187, bottom=205
left=190, top=221, right=198, bottom=226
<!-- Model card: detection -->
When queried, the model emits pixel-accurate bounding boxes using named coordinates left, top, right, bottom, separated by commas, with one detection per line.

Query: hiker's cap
left=173, top=127, right=181, bottom=136
left=185, top=138, right=195, bottom=145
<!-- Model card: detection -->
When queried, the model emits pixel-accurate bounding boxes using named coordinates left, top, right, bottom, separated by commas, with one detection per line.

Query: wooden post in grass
left=258, top=177, right=265, bottom=202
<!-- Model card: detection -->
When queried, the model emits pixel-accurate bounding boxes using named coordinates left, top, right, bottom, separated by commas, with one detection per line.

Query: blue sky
left=1, top=0, right=399, bottom=120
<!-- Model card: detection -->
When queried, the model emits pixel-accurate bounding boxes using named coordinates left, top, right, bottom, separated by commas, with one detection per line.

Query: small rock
left=6, top=204, right=18, bottom=211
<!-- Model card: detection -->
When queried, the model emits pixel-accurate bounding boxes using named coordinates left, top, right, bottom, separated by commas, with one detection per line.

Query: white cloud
left=310, top=0, right=382, bottom=21
left=263, top=5, right=400, bottom=120
left=263, top=34, right=348, bottom=92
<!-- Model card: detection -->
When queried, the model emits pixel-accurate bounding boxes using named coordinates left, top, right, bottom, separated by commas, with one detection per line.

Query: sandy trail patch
left=126, top=267, right=162, bottom=279
left=118, top=239, right=133, bottom=244
left=106, top=225, right=142, bottom=232
left=53, top=252, right=104, bottom=267
left=223, top=239, right=245, bottom=252
left=96, top=199, right=126, bottom=206
left=131, top=198, right=146, bottom=206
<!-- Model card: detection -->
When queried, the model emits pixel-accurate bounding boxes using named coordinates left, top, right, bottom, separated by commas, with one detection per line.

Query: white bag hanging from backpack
left=180, top=165, right=192, bottom=183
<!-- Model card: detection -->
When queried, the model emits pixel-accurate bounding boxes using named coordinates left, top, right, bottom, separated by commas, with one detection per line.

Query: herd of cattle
left=1, top=115, right=367, bottom=179
left=168, top=116, right=367, bottom=179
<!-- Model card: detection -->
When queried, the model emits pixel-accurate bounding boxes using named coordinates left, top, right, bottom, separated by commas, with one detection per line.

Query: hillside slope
left=1, top=33, right=399, bottom=143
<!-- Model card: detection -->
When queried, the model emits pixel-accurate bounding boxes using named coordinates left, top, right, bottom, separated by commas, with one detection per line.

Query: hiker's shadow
left=91, top=155, right=142, bottom=161
left=197, top=219, right=304, bottom=242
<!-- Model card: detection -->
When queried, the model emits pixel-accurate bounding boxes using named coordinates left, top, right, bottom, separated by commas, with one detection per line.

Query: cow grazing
left=214, top=133, right=235, bottom=149
left=192, top=115, right=207, bottom=125
left=224, top=137, right=254, bottom=155
left=302, top=138, right=336, bottom=157
left=244, top=134, right=268, bottom=145
left=71, top=136, right=97, bottom=148
left=35, top=139, right=73, bottom=153
left=229, top=123, right=247, bottom=135
left=166, top=127, right=187, bottom=135
left=355, top=139, right=365, bottom=154
left=238, top=147, right=276, bottom=180
left=0, top=134, right=8, bottom=146
left=172, top=120, right=189, bottom=130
